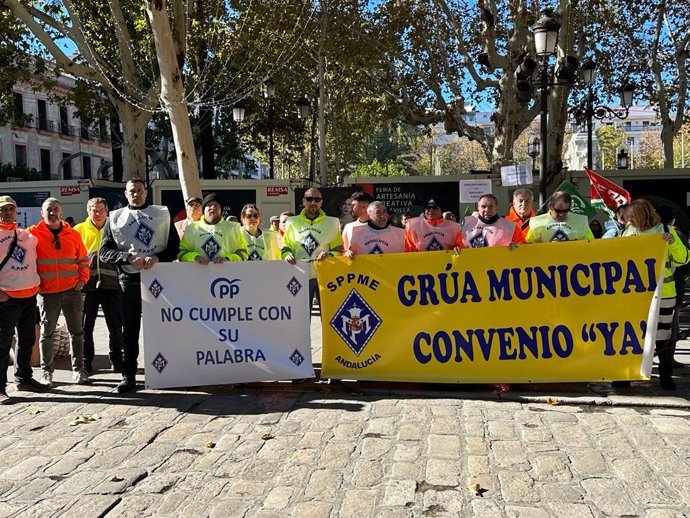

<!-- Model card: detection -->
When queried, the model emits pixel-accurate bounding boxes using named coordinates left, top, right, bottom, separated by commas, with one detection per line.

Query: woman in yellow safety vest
left=623, top=199, right=690, bottom=390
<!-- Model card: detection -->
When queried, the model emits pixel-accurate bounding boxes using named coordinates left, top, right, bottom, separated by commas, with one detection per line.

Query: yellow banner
left=317, top=235, right=667, bottom=383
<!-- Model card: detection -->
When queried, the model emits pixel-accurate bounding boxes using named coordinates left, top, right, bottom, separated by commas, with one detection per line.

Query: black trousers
left=82, top=289, right=124, bottom=365
left=120, top=277, right=142, bottom=379
left=0, top=295, right=37, bottom=390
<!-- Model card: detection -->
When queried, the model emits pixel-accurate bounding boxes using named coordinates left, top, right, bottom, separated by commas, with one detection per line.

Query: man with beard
left=282, top=188, right=343, bottom=311
left=178, top=194, right=248, bottom=264
left=341, top=191, right=374, bottom=250
left=345, top=201, right=405, bottom=257
left=505, top=188, right=536, bottom=240
left=404, top=196, right=464, bottom=252
left=462, top=194, right=525, bottom=248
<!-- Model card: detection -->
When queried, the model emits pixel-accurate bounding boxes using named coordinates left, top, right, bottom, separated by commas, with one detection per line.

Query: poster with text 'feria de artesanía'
left=318, top=235, right=667, bottom=383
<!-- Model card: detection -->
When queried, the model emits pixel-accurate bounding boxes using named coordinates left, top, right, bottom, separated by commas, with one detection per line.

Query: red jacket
left=29, top=221, right=90, bottom=294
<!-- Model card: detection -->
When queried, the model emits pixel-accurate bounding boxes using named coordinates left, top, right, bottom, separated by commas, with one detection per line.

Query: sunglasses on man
left=304, top=196, right=322, bottom=203
left=552, top=207, right=570, bottom=214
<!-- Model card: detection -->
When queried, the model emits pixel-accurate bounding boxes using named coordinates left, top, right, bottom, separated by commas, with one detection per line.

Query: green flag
left=460, top=205, right=473, bottom=226
left=555, top=181, right=597, bottom=217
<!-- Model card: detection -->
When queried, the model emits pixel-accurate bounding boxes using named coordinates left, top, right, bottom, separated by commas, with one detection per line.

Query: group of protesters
left=1, top=179, right=688, bottom=403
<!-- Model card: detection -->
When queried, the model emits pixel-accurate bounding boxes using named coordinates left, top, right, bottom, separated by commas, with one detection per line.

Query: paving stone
left=427, top=434, right=460, bottom=458
left=360, top=437, right=392, bottom=459
left=366, top=416, right=396, bottom=436
left=536, top=482, right=585, bottom=503
left=649, top=416, right=690, bottom=435
left=465, top=436, right=488, bottom=455
left=391, top=461, right=421, bottom=480
left=8, top=477, right=57, bottom=501
left=304, top=469, right=342, bottom=499
left=530, top=455, right=572, bottom=482
left=497, top=470, right=539, bottom=503
left=467, top=455, right=490, bottom=476
left=226, top=480, right=266, bottom=498
left=518, top=424, right=553, bottom=443
left=642, top=447, right=690, bottom=475
left=567, top=449, right=608, bottom=476
left=422, top=488, right=464, bottom=516
left=59, top=495, right=121, bottom=518
left=424, top=459, right=460, bottom=486
left=645, top=509, right=689, bottom=518
left=290, top=500, right=334, bottom=517
left=505, top=505, right=550, bottom=518
left=298, top=431, right=325, bottom=448
left=380, top=479, right=416, bottom=506
left=339, top=489, right=377, bottom=517
left=545, top=502, right=595, bottom=518
left=333, top=422, right=364, bottom=439
left=665, top=477, right=690, bottom=506
left=429, top=417, right=458, bottom=435
left=351, top=460, right=384, bottom=487
left=470, top=499, right=503, bottom=517
left=45, top=451, right=94, bottom=476
left=0, top=501, right=25, bottom=518
left=397, top=423, right=423, bottom=441
left=209, top=498, right=253, bottom=518
left=490, top=440, right=528, bottom=466
left=550, top=423, right=590, bottom=448
left=263, top=486, right=294, bottom=510
left=487, top=420, right=516, bottom=439
left=580, top=477, right=637, bottom=516
left=91, top=467, right=149, bottom=494
left=1, top=456, right=51, bottom=480
left=318, top=442, right=355, bottom=467
left=393, top=442, right=420, bottom=462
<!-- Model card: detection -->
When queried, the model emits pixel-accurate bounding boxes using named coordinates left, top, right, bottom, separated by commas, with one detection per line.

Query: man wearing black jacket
left=99, top=178, right=180, bottom=393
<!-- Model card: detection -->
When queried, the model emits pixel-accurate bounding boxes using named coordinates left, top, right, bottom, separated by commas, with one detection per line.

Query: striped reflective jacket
left=29, top=220, right=90, bottom=294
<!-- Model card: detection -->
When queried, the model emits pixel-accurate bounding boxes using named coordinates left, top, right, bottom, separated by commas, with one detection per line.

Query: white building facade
left=0, top=73, right=113, bottom=180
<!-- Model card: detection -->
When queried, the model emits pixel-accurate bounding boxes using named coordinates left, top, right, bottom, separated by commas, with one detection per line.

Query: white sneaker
left=40, top=371, right=53, bottom=388
left=73, top=370, right=91, bottom=385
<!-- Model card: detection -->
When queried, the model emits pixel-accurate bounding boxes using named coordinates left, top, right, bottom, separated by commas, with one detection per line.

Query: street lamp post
left=527, top=135, right=540, bottom=173
left=295, top=96, right=313, bottom=183
left=569, top=59, right=635, bottom=170
left=264, top=78, right=276, bottom=180
left=533, top=9, right=561, bottom=205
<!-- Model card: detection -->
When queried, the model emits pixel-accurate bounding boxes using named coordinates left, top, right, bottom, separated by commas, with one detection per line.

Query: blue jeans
left=39, top=289, right=84, bottom=374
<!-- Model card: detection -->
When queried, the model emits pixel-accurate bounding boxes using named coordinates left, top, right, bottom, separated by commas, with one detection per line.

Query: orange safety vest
left=505, top=206, right=535, bottom=240
left=29, top=221, right=90, bottom=294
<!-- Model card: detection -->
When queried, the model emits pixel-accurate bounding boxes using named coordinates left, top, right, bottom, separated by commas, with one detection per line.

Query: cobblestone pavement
left=1, top=314, right=689, bottom=517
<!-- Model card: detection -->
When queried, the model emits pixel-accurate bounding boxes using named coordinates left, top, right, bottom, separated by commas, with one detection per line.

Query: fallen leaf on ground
left=205, top=441, right=216, bottom=448
left=110, top=476, right=124, bottom=482
left=261, top=432, right=274, bottom=441
left=545, top=397, right=561, bottom=406
left=27, top=408, right=41, bottom=415
left=68, top=414, right=100, bottom=426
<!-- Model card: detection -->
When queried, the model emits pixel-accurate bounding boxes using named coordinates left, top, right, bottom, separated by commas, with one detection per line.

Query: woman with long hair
left=239, top=204, right=281, bottom=261
left=623, top=199, right=690, bottom=390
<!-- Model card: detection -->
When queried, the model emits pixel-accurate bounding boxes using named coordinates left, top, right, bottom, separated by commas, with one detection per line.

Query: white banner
left=141, top=262, right=313, bottom=389
left=459, top=179, right=492, bottom=203
left=500, top=163, right=533, bottom=187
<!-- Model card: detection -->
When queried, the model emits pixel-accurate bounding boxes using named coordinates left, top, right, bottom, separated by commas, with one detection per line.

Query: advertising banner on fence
left=141, top=262, right=313, bottom=389
left=318, top=235, right=667, bottom=383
